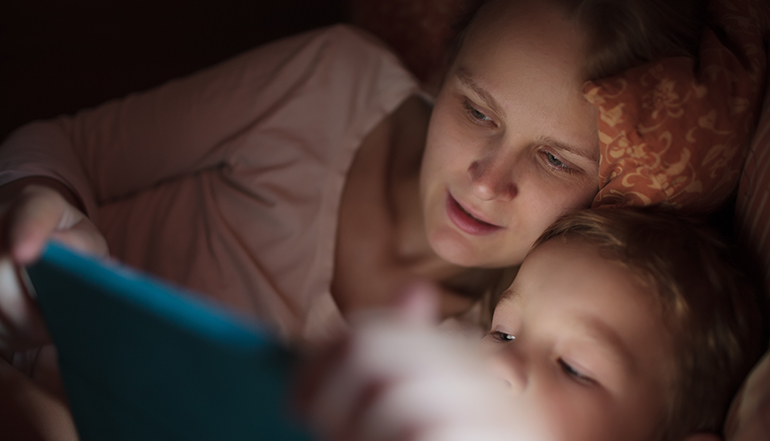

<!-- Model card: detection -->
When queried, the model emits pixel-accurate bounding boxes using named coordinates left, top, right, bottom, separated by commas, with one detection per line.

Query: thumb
left=393, top=280, right=441, bottom=325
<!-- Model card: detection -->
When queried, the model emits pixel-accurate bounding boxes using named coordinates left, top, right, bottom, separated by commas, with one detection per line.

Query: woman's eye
left=490, top=331, right=516, bottom=342
left=558, top=359, right=595, bottom=385
left=463, top=100, right=494, bottom=124
left=545, top=151, right=566, bottom=168
left=470, top=108, right=490, bottom=121
left=541, top=150, right=577, bottom=174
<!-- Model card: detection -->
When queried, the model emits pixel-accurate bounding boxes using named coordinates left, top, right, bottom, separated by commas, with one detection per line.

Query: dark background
left=0, top=0, right=346, bottom=141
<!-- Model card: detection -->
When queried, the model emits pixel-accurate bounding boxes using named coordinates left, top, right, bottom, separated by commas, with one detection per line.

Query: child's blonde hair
left=535, top=208, right=767, bottom=441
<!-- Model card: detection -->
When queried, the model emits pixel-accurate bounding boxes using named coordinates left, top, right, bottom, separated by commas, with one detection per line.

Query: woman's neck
left=387, top=96, right=456, bottom=277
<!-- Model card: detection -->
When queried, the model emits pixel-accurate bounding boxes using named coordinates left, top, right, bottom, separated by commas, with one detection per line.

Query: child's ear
left=680, top=434, right=722, bottom=441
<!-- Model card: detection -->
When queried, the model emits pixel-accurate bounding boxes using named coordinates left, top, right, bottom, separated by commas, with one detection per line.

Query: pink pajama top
left=0, top=25, right=422, bottom=343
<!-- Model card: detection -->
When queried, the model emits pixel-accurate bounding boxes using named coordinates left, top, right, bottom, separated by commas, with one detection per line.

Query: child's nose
left=467, top=147, right=519, bottom=202
left=487, top=348, right=527, bottom=395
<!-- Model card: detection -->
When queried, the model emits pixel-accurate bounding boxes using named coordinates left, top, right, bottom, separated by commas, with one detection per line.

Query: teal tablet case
left=25, top=242, right=315, bottom=441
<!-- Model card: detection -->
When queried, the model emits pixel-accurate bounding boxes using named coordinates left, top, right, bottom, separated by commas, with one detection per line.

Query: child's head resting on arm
left=485, top=207, right=767, bottom=441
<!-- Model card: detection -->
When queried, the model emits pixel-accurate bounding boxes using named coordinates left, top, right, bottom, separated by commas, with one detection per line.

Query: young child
left=300, top=208, right=767, bottom=441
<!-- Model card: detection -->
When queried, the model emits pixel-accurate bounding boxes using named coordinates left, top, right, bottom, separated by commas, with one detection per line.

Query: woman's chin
left=428, top=229, right=533, bottom=269
left=428, top=231, right=500, bottom=268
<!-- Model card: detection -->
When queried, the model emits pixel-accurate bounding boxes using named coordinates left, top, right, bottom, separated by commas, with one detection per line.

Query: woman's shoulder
left=257, top=24, right=419, bottom=84
left=306, top=24, right=405, bottom=58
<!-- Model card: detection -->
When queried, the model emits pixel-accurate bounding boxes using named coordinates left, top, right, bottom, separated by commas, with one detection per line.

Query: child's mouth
left=446, top=194, right=503, bottom=235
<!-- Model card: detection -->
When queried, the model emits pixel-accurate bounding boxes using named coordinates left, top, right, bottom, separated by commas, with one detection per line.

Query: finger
left=5, top=187, right=68, bottom=264
left=293, top=336, right=351, bottom=414
left=360, top=376, right=550, bottom=441
left=418, top=425, right=534, bottom=441
left=334, top=379, right=390, bottom=441
left=305, top=330, right=410, bottom=439
left=305, top=317, right=491, bottom=440
left=393, top=281, right=440, bottom=325
left=358, top=374, right=502, bottom=440
left=306, top=352, right=371, bottom=437
left=0, top=256, right=49, bottom=351
left=51, top=218, right=109, bottom=258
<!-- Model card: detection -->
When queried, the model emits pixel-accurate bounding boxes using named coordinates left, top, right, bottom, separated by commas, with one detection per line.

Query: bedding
left=584, top=0, right=767, bottom=214
left=729, top=23, right=770, bottom=440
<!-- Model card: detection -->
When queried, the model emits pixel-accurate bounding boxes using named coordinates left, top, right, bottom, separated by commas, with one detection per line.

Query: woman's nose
left=487, top=347, right=527, bottom=396
left=467, top=150, right=518, bottom=202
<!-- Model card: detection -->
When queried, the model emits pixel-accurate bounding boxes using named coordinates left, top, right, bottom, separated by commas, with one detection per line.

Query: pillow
left=728, top=7, right=770, bottom=439
left=724, top=352, right=770, bottom=440
left=584, top=0, right=768, bottom=215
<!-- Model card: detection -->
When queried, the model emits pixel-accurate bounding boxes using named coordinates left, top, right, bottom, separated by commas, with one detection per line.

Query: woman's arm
left=0, top=26, right=345, bottom=215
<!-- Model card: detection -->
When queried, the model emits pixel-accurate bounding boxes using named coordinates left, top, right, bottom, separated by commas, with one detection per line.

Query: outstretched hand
left=295, top=282, right=548, bottom=441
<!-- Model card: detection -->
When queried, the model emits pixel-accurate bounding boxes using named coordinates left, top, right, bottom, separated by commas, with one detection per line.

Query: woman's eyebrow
left=455, top=66, right=508, bottom=119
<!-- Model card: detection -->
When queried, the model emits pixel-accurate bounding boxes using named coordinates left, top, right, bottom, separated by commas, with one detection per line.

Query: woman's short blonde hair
left=453, top=0, right=706, bottom=81
left=556, top=0, right=706, bottom=80
left=536, top=207, right=767, bottom=441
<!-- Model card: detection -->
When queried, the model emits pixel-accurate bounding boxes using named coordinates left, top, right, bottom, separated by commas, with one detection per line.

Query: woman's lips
left=446, top=194, right=503, bottom=236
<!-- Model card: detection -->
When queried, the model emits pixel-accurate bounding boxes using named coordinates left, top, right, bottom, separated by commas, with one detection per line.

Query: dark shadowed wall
left=1, top=0, right=346, bottom=141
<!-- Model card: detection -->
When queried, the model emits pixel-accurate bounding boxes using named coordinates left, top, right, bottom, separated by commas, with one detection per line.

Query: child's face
left=483, top=238, right=675, bottom=441
left=420, top=0, right=600, bottom=268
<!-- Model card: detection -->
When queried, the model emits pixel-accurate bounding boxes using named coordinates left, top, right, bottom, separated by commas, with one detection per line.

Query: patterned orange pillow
left=585, top=0, right=769, bottom=214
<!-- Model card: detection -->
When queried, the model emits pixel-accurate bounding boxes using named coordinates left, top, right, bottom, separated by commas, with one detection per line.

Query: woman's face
left=420, top=0, right=600, bottom=268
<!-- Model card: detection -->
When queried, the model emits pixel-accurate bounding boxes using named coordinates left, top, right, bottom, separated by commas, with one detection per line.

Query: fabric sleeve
left=0, top=26, right=358, bottom=218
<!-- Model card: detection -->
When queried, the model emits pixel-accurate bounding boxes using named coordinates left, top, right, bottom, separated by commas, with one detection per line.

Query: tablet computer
left=24, top=241, right=315, bottom=441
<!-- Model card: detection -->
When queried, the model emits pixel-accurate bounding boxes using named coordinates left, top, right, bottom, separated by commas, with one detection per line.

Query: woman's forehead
left=463, top=0, right=583, bottom=48
left=456, top=1, right=588, bottom=85
left=446, top=61, right=599, bottom=162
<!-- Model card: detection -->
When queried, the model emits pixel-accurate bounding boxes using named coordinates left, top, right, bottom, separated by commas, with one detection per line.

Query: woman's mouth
left=446, top=194, right=503, bottom=235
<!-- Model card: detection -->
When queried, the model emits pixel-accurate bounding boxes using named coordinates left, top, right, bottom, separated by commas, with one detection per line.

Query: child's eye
left=490, top=331, right=516, bottom=342
left=558, top=358, right=595, bottom=385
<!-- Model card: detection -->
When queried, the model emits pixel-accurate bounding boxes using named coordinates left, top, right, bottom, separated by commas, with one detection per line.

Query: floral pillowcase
left=585, top=0, right=768, bottom=215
